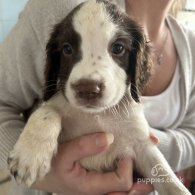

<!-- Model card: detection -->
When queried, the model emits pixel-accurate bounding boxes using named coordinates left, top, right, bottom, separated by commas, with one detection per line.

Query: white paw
left=7, top=105, right=61, bottom=186
left=8, top=141, right=56, bottom=187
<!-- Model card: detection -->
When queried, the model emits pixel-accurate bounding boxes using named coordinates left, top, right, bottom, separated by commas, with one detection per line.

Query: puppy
left=8, top=0, right=191, bottom=194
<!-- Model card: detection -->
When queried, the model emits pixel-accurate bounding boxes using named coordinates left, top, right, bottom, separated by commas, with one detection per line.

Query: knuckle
left=77, top=137, right=87, bottom=153
left=120, top=177, right=132, bottom=191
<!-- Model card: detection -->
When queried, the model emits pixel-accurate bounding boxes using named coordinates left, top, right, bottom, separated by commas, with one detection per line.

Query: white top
left=142, top=64, right=182, bottom=195
left=141, top=63, right=181, bottom=129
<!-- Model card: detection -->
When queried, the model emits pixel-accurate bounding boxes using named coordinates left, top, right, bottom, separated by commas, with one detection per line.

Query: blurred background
left=178, top=0, right=195, bottom=31
left=0, top=0, right=28, bottom=43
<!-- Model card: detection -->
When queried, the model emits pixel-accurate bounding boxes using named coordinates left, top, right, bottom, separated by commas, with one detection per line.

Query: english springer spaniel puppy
left=8, top=0, right=191, bottom=194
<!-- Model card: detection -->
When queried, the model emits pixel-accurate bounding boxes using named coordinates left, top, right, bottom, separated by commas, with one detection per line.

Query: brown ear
left=43, top=26, right=61, bottom=101
left=128, top=30, right=152, bottom=102
left=136, top=37, right=152, bottom=98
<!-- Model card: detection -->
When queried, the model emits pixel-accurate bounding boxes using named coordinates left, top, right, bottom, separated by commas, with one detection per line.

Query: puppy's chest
left=57, top=103, right=149, bottom=171
left=59, top=104, right=149, bottom=151
left=60, top=112, right=132, bottom=144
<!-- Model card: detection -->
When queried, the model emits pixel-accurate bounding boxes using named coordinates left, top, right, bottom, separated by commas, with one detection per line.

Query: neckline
left=142, top=63, right=179, bottom=100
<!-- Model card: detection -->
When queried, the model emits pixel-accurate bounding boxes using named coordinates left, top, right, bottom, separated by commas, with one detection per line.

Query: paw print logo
left=151, top=164, right=169, bottom=177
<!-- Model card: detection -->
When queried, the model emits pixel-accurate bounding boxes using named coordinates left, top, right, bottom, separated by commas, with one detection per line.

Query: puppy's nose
left=71, top=79, right=103, bottom=100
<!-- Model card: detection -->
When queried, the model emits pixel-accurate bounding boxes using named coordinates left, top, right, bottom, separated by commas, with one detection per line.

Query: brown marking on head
left=43, top=3, right=84, bottom=101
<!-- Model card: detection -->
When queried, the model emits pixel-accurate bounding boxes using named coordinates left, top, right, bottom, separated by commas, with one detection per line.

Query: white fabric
left=141, top=63, right=181, bottom=129
left=141, top=64, right=181, bottom=195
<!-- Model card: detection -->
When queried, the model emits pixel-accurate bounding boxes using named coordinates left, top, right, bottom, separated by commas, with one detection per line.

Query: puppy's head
left=44, top=0, right=151, bottom=112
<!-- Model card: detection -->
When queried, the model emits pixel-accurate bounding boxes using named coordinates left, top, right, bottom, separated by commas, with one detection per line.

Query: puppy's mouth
left=71, top=95, right=109, bottom=113
left=65, top=78, right=128, bottom=113
left=67, top=90, right=126, bottom=113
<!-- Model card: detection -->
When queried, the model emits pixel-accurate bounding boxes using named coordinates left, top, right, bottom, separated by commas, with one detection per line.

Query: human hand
left=123, top=131, right=157, bottom=195
left=107, top=131, right=158, bottom=195
left=129, top=182, right=154, bottom=195
left=108, top=171, right=154, bottom=195
left=150, top=132, right=159, bottom=145
left=32, top=132, right=133, bottom=195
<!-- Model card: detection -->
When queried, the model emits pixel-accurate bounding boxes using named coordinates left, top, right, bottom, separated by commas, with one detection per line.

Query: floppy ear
left=43, top=26, right=61, bottom=101
left=129, top=30, right=152, bottom=102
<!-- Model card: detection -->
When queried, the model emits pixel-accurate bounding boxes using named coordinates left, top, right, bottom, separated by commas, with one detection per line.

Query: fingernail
left=96, top=133, right=114, bottom=147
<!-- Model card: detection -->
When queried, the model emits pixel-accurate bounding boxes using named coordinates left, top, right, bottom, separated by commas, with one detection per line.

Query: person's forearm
left=0, top=109, right=25, bottom=169
left=0, top=127, right=21, bottom=169
left=151, top=128, right=195, bottom=171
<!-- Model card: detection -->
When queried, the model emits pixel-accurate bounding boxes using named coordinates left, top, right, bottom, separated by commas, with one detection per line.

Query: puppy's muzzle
left=71, top=79, right=104, bottom=102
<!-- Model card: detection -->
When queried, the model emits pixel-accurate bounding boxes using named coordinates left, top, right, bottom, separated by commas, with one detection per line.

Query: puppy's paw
left=8, top=141, right=56, bottom=187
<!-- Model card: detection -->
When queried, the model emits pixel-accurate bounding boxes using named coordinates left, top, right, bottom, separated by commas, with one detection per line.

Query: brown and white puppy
left=8, top=1, right=191, bottom=194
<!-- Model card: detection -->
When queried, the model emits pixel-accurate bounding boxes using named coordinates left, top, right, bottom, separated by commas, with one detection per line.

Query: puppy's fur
left=8, top=1, right=191, bottom=194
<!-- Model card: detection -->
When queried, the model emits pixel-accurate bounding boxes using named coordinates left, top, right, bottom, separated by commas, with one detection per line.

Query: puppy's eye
left=63, top=43, right=73, bottom=55
left=111, top=42, right=125, bottom=55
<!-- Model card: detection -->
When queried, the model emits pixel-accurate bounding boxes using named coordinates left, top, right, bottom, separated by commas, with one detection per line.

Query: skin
left=33, top=0, right=178, bottom=194
left=125, top=0, right=178, bottom=97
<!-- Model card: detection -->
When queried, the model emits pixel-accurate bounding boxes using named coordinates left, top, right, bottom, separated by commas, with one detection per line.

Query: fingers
left=84, top=158, right=133, bottom=194
left=149, top=132, right=159, bottom=145
left=116, top=158, right=133, bottom=182
left=56, top=132, right=114, bottom=170
left=52, top=133, right=134, bottom=194
left=130, top=182, right=154, bottom=194
left=108, top=192, right=129, bottom=195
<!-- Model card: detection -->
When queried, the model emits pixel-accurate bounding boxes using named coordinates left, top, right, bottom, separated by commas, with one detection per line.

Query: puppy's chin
left=73, top=104, right=108, bottom=114
left=67, top=99, right=113, bottom=113
left=66, top=94, right=124, bottom=114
